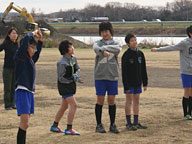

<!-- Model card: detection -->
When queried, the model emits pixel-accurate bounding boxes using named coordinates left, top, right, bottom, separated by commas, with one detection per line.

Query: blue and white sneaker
left=50, top=126, right=64, bottom=133
left=64, top=129, right=80, bottom=135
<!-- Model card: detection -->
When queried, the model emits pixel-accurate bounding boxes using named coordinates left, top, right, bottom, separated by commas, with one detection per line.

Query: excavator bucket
left=40, top=28, right=50, bottom=36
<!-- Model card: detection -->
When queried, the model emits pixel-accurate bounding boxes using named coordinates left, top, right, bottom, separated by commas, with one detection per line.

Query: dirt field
left=0, top=48, right=191, bottom=144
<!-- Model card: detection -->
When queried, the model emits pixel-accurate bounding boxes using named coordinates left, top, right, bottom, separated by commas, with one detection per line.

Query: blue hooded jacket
left=14, top=32, right=43, bottom=91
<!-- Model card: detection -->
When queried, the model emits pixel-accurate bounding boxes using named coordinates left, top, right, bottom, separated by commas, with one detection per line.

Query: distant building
left=91, top=17, right=109, bottom=22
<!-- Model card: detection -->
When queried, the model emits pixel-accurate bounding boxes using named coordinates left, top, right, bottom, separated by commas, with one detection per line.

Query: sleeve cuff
left=38, top=39, right=44, bottom=43
left=143, top=83, right=148, bottom=86
left=27, top=32, right=33, bottom=37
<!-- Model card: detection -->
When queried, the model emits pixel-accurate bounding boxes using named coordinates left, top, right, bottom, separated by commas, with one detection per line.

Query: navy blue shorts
left=95, top=80, right=118, bottom=96
left=15, top=89, right=34, bottom=116
left=124, top=86, right=142, bottom=94
left=181, top=74, right=192, bottom=88
left=62, top=94, right=73, bottom=99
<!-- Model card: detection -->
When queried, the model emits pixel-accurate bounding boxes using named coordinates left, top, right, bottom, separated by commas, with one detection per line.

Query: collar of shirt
left=101, top=38, right=114, bottom=45
left=129, top=47, right=138, bottom=52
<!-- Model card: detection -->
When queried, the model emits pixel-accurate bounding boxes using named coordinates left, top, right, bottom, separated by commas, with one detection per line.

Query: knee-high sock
left=188, top=96, right=192, bottom=115
left=109, top=104, right=116, bottom=126
left=95, top=104, right=103, bottom=125
left=17, top=127, right=26, bottom=144
left=182, top=97, right=189, bottom=117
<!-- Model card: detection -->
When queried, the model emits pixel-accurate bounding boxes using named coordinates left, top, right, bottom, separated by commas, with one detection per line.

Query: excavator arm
left=1, top=2, right=14, bottom=23
left=1, top=2, right=50, bottom=35
left=2, top=2, right=35, bottom=24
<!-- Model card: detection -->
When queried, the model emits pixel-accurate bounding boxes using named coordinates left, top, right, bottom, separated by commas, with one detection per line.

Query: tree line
left=48, top=0, right=192, bottom=22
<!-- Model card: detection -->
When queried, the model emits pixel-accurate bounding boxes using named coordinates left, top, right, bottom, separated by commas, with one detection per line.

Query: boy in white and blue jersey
left=94, top=22, right=122, bottom=134
left=152, top=25, right=192, bottom=120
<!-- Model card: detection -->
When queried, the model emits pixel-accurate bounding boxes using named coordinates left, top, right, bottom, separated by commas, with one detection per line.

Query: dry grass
left=0, top=48, right=191, bottom=144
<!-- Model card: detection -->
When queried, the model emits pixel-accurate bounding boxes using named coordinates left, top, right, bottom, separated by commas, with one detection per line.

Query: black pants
left=3, top=68, right=15, bottom=108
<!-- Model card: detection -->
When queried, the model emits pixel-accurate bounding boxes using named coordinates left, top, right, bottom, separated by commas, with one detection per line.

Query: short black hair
left=59, top=40, right=72, bottom=55
left=99, top=21, right=113, bottom=36
left=186, top=25, right=192, bottom=38
left=125, top=33, right=136, bottom=43
left=29, top=37, right=37, bottom=46
left=20, top=35, right=37, bottom=47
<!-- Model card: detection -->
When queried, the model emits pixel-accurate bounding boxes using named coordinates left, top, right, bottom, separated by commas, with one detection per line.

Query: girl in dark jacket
left=0, top=27, right=19, bottom=110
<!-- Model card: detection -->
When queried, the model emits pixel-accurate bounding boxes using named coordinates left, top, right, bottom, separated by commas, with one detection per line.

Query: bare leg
left=125, top=94, right=133, bottom=115
left=55, top=99, right=68, bottom=122
left=66, top=96, right=77, bottom=125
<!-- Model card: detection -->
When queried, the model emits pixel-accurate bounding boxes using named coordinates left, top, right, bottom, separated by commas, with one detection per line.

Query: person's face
left=100, top=30, right=112, bottom=40
left=27, top=44, right=37, bottom=57
left=8, top=30, right=18, bottom=42
left=67, top=45, right=74, bottom=55
left=127, top=37, right=137, bottom=49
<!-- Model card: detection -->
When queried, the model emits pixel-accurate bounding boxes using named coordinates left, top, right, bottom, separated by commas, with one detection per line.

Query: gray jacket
left=57, top=55, right=80, bottom=84
left=157, top=38, right=192, bottom=75
left=93, top=39, right=122, bottom=81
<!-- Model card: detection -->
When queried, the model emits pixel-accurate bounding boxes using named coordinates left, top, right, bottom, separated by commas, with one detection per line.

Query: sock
left=182, top=97, right=189, bottom=116
left=109, top=104, right=116, bottom=126
left=53, top=121, right=59, bottom=127
left=126, top=115, right=131, bottom=125
left=95, top=104, right=103, bottom=125
left=67, top=124, right=72, bottom=130
left=188, top=96, right=192, bottom=115
left=17, top=127, right=26, bottom=144
left=133, top=115, right=138, bottom=125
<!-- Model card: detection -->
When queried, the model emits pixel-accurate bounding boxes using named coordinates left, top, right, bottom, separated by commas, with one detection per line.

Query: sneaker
left=50, top=126, right=64, bottom=133
left=126, top=124, right=137, bottom=131
left=109, top=124, right=120, bottom=134
left=5, top=107, right=12, bottom=110
left=12, top=106, right=16, bottom=109
left=134, top=123, right=148, bottom=129
left=184, top=114, right=192, bottom=120
left=96, top=124, right=106, bottom=133
left=64, top=129, right=80, bottom=135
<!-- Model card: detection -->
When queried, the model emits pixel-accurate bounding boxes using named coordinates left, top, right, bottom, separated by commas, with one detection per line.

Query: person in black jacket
left=14, top=29, right=43, bottom=144
left=0, top=27, right=19, bottom=110
left=121, top=34, right=148, bottom=131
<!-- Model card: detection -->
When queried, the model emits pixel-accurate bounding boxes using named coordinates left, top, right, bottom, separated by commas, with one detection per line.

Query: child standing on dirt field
left=122, top=34, right=148, bottom=131
left=50, top=40, right=83, bottom=135
left=151, top=25, right=192, bottom=120
left=93, top=21, right=122, bottom=134
left=14, top=29, right=43, bottom=144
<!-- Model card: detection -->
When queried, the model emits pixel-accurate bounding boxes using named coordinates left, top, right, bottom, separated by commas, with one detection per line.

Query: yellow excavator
left=1, top=2, right=50, bottom=36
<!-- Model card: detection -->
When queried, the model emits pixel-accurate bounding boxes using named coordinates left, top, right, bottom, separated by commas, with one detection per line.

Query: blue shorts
left=15, top=89, right=34, bottom=116
left=95, top=80, right=118, bottom=96
left=181, top=74, right=192, bottom=88
left=62, top=94, right=73, bottom=99
left=124, top=86, right=142, bottom=94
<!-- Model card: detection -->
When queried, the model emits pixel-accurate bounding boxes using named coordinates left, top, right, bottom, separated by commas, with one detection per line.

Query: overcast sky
left=0, top=0, right=175, bottom=14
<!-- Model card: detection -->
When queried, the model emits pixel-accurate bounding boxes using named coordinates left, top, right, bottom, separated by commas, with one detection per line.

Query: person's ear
left=190, top=33, right=192, bottom=38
